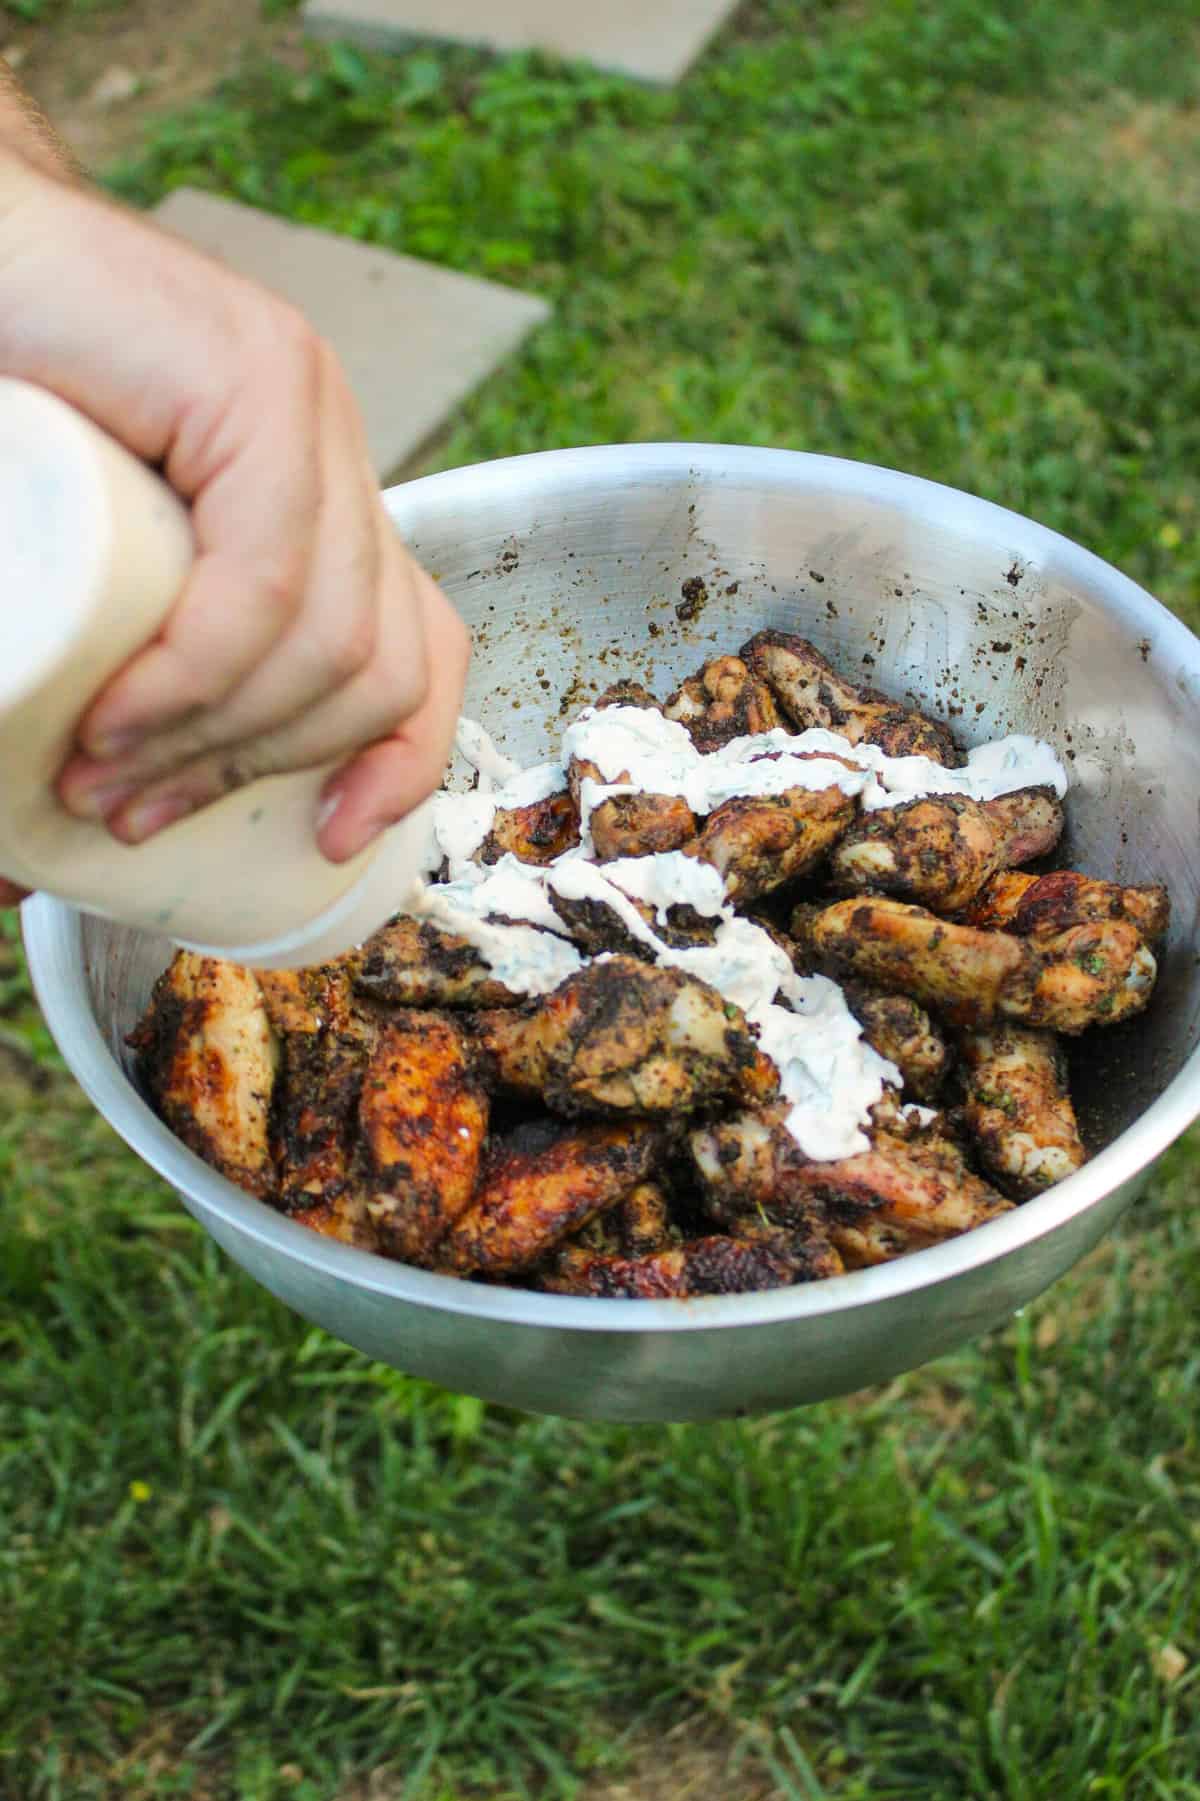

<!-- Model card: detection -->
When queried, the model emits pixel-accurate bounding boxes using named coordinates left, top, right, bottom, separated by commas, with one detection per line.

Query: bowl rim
left=25, top=442, right=1200, bottom=1337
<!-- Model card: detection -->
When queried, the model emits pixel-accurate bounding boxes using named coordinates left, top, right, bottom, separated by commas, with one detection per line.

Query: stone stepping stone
left=153, top=187, right=550, bottom=478
left=302, top=0, right=740, bottom=84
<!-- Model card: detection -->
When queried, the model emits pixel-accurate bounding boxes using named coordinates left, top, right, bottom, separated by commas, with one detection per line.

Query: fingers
left=0, top=880, right=29, bottom=907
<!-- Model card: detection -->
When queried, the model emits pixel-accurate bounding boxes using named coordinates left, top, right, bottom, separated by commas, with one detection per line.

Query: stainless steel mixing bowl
left=24, top=445, right=1200, bottom=1421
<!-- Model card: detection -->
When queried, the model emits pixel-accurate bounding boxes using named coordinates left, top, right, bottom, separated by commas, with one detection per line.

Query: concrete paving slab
left=301, top=0, right=740, bottom=84
left=154, top=187, right=550, bottom=478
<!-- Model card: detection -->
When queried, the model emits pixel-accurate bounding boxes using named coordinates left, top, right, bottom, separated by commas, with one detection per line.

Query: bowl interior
left=81, top=446, right=1200, bottom=1169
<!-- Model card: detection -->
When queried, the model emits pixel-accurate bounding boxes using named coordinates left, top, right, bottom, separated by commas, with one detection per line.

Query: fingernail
left=68, top=780, right=140, bottom=821
left=122, top=794, right=194, bottom=842
left=315, top=788, right=344, bottom=834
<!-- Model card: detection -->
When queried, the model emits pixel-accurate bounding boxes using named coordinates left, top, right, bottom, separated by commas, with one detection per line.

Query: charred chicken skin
left=444, top=1120, right=663, bottom=1275
left=691, top=782, right=858, bottom=903
left=468, top=955, right=778, bottom=1117
left=538, top=1229, right=834, bottom=1297
left=354, top=915, right=519, bottom=1009
left=957, top=1024, right=1086, bottom=1199
left=478, top=790, right=580, bottom=866
left=963, top=868, right=1170, bottom=945
left=829, top=786, right=1064, bottom=913
left=691, top=1104, right=1013, bottom=1267
left=807, top=897, right=1156, bottom=1034
left=741, top=628, right=964, bottom=766
left=358, top=1010, right=489, bottom=1264
left=664, top=654, right=783, bottom=752
left=130, top=953, right=279, bottom=1198
left=264, top=965, right=377, bottom=1213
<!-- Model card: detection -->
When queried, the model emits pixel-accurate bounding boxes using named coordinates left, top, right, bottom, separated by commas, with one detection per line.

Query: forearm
left=0, top=55, right=79, bottom=182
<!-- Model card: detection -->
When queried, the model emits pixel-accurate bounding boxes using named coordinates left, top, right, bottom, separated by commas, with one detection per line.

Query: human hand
left=0, top=150, right=469, bottom=871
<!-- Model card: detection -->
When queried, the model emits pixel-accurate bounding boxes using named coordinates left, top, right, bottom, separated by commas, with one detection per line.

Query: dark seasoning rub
left=131, top=625, right=1170, bottom=1300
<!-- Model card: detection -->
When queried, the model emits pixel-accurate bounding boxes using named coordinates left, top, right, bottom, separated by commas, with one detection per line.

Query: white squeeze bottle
left=0, top=378, right=434, bottom=968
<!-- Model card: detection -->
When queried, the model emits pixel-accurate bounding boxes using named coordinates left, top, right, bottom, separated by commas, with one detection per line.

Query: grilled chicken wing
left=468, top=955, right=778, bottom=1117
left=444, top=1120, right=662, bottom=1274
left=538, top=1228, right=833, bottom=1296
left=964, top=868, right=1170, bottom=945
left=741, top=629, right=963, bottom=766
left=842, top=982, right=948, bottom=1101
left=829, top=786, right=1063, bottom=913
left=355, top=915, right=519, bottom=1008
left=549, top=888, right=716, bottom=960
left=590, top=791, right=698, bottom=862
left=358, top=1011, right=489, bottom=1263
left=957, top=1025, right=1086, bottom=1199
left=692, top=782, right=857, bottom=903
left=691, top=1104, right=1013, bottom=1265
left=479, top=790, right=580, bottom=866
left=130, top=953, right=279, bottom=1198
left=290, top=1193, right=380, bottom=1250
left=664, top=654, right=782, bottom=752
left=265, top=966, right=378, bottom=1211
left=807, top=897, right=1156, bottom=1034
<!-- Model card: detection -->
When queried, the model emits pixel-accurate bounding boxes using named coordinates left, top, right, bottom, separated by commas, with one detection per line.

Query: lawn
left=2, top=2, right=1200, bottom=1797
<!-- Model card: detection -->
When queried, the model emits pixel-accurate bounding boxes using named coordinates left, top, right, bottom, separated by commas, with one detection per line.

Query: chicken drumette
left=741, top=629, right=963, bottom=765
left=956, top=1024, right=1086, bottom=1199
left=354, top=915, right=521, bottom=1008
left=829, top=786, right=1063, bottom=912
left=806, top=896, right=1157, bottom=1033
left=468, top=955, right=778, bottom=1118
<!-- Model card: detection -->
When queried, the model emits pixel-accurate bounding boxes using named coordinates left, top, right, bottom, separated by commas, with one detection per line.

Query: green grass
left=3, top=3, right=1200, bottom=1797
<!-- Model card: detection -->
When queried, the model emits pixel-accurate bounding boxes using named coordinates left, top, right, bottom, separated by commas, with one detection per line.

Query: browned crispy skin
left=539, top=1231, right=828, bottom=1297
left=809, top=896, right=1156, bottom=1035
left=354, top=915, right=519, bottom=1008
left=130, top=952, right=279, bottom=1198
left=444, top=1121, right=662, bottom=1274
left=291, top=1193, right=380, bottom=1251
left=692, top=783, right=857, bottom=903
left=957, top=1025, right=1086, bottom=1199
left=809, top=897, right=1038, bottom=1028
left=1023, top=919, right=1157, bottom=1033
left=590, top=791, right=697, bottom=862
left=664, top=654, right=782, bottom=751
left=468, top=956, right=778, bottom=1117
left=982, top=786, right=1066, bottom=869
left=358, top=1011, right=489, bottom=1263
left=479, top=790, right=580, bottom=866
left=256, top=963, right=380, bottom=1210
left=690, top=1105, right=1013, bottom=1264
left=829, top=787, right=1063, bottom=914
left=549, top=889, right=716, bottom=960
left=741, top=628, right=963, bottom=766
left=617, top=1180, right=675, bottom=1256
left=964, top=868, right=1171, bottom=945
left=842, top=982, right=948, bottom=1102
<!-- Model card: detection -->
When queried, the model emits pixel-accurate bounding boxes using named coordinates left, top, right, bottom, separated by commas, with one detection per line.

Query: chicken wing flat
left=842, top=982, right=948, bottom=1102
left=741, top=629, right=963, bottom=766
left=1024, top=919, right=1157, bottom=1033
left=664, top=654, right=782, bottom=752
left=964, top=868, right=1170, bottom=945
left=290, top=1193, right=380, bottom=1251
left=468, top=955, right=778, bottom=1117
left=354, top=915, right=520, bottom=1008
left=957, top=1025, right=1086, bottom=1199
left=130, top=952, right=279, bottom=1198
left=478, top=790, right=580, bottom=866
left=444, top=1120, right=663, bottom=1274
left=538, top=1229, right=832, bottom=1297
left=808, top=897, right=1038, bottom=1028
left=691, top=1104, right=1013, bottom=1265
left=829, top=786, right=1063, bottom=913
left=692, top=783, right=857, bottom=903
left=549, top=889, right=716, bottom=960
left=268, top=968, right=377, bottom=1211
left=358, top=1011, right=489, bottom=1263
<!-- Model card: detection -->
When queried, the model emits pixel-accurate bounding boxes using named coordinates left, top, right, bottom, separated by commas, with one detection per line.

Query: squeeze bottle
left=0, top=378, right=434, bottom=968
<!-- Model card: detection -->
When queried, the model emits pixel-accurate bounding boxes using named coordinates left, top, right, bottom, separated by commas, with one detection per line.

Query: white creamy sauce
left=416, top=709, right=1069, bottom=1159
